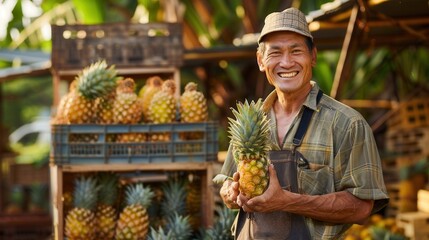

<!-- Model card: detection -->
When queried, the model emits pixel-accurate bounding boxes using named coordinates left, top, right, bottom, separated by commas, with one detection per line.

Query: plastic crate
left=50, top=122, right=218, bottom=165
left=51, top=22, right=183, bottom=70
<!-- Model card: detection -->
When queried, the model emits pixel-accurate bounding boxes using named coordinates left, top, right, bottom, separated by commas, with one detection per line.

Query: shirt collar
left=263, top=81, right=321, bottom=112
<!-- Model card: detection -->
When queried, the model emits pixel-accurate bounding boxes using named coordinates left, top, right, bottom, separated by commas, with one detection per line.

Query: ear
left=256, top=52, right=265, bottom=72
left=311, top=47, right=317, bottom=67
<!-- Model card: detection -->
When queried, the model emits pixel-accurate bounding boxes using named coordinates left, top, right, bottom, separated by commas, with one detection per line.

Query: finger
left=233, top=172, right=240, bottom=181
left=231, top=181, right=239, bottom=191
left=268, top=163, right=276, bottom=177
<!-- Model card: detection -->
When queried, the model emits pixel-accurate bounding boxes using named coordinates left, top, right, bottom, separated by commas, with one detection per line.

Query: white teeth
left=280, top=72, right=298, bottom=78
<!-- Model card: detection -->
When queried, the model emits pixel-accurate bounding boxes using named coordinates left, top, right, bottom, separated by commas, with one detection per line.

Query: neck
left=275, top=84, right=312, bottom=114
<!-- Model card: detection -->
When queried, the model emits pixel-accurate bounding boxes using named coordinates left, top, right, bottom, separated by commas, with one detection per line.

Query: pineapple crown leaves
left=76, top=60, right=122, bottom=100
left=73, top=176, right=101, bottom=211
left=96, top=172, right=119, bottom=206
left=228, top=99, right=272, bottom=161
left=124, top=183, right=155, bottom=208
left=148, top=226, right=173, bottom=240
left=202, top=206, right=237, bottom=239
left=165, top=213, right=192, bottom=240
left=160, top=180, right=187, bottom=218
left=148, top=213, right=191, bottom=240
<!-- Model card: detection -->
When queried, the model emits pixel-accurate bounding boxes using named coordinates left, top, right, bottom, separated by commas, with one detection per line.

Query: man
left=214, top=8, right=389, bottom=239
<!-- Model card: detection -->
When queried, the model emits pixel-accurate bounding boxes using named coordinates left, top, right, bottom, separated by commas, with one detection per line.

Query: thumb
left=267, top=164, right=280, bottom=186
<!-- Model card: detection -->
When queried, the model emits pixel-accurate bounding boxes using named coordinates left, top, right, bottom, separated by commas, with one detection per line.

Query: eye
left=291, top=49, right=303, bottom=54
left=267, top=51, right=281, bottom=57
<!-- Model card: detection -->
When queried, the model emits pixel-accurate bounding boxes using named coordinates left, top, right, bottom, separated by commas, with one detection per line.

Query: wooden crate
left=387, top=99, right=429, bottom=130
left=418, top=189, right=429, bottom=213
left=51, top=22, right=183, bottom=70
left=396, top=211, right=429, bottom=240
left=385, top=127, right=429, bottom=156
left=0, top=213, right=52, bottom=240
left=50, top=162, right=215, bottom=240
left=385, top=183, right=400, bottom=217
left=8, top=163, right=49, bottom=186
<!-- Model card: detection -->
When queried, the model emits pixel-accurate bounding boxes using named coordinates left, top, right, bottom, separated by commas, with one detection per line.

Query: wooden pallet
left=386, top=127, right=429, bottom=156
left=387, top=99, right=429, bottom=130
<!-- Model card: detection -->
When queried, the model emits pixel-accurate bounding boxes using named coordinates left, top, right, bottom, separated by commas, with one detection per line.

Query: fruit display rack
left=50, top=22, right=220, bottom=239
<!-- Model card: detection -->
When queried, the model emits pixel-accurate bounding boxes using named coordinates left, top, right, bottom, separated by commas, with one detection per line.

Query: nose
left=279, top=53, right=294, bottom=68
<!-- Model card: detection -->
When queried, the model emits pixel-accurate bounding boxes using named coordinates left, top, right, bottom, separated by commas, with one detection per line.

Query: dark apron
left=234, top=90, right=323, bottom=240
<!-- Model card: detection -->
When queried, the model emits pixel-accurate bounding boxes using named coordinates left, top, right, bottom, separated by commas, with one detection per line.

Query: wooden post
left=330, top=3, right=364, bottom=99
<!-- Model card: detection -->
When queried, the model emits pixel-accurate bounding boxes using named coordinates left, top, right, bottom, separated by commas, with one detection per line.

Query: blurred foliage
left=1, top=0, right=429, bottom=151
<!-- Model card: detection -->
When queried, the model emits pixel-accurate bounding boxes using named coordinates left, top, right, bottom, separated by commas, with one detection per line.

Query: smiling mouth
left=279, top=71, right=298, bottom=78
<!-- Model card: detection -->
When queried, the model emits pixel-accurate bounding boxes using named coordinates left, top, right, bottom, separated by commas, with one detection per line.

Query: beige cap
left=258, top=8, right=313, bottom=44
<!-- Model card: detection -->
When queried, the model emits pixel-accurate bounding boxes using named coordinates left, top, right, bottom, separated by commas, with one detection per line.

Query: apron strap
left=292, top=89, right=323, bottom=147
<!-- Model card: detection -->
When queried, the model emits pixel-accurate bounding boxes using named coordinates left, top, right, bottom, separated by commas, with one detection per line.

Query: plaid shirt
left=215, top=82, right=389, bottom=239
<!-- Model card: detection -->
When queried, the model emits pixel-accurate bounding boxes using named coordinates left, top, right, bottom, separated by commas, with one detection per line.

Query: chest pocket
left=296, top=153, right=335, bottom=195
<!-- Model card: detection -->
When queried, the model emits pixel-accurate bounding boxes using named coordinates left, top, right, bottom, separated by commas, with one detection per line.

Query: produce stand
left=50, top=22, right=218, bottom=239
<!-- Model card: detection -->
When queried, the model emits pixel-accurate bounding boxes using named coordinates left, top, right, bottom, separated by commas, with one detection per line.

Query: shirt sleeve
left=337, top=118, right=389, bottom=213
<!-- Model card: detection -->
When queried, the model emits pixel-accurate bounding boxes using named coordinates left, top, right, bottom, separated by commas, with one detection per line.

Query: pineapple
left=65, top=60, right=120, bottom=124
left=113, top=78, right=146, bottom=146
left=179, top=82, right=208, bottom=123
left=65, top=176, right=100, bottom=240
left=95, top=172, right=119, bottom=240
left=97, top=90, right=117, bottom=124
left=52, top=80, right=78, bottom=124
left=148, top=79, right=177, bottom=141
left=179, top=82, right=208, bottom=140
left=228, top=99, right=271, bottom=198
left=115, top=183, right=154, bottom=240
left=113, top=78, right=143, bottom=124
left=186, top=174, right=202, bottom=230
left=138, top=76, right=163, bottom=122
left=148, top=79, right=177, bottom=124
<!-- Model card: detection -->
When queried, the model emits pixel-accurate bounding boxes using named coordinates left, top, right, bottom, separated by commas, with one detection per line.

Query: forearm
left=284, top=191, right=374, bottom=224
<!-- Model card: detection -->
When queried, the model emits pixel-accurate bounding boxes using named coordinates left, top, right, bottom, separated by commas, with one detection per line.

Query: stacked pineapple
left=53, top=61, right=210, bottom=144
left=95, top=172, right=119, bottom=240
left=63, top=60, right=120, bottom=125
left=116, top=183, right=155, bottom=240
left=65, top=176, right=100, bottom=240
left=228, top=99, right=272, bottom=198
